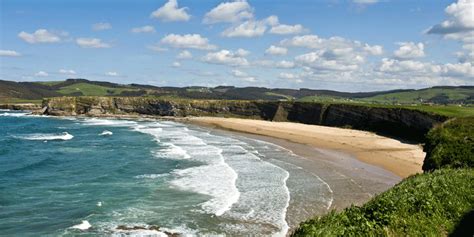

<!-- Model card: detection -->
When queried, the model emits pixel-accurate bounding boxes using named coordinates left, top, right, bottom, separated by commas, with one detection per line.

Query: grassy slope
left=361, top=88, right=473, bottom=104
left=292, top=169, right=474, bottom=237
left=57, top=83, right=137, bottom=96
left=423, top=117, right=474, bottom=171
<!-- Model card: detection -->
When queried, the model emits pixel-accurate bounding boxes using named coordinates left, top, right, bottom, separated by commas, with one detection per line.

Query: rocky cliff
left=42, top=97, right=449, bottom=141
left=0, top=103, right=42, bottom=111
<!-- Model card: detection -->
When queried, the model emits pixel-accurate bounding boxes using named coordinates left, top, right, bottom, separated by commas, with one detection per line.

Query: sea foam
left=18, top=132, right=74, bottom=141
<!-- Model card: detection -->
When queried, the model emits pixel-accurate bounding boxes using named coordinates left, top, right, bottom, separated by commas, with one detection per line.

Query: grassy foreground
left=292, top=169, right=474, bottom=236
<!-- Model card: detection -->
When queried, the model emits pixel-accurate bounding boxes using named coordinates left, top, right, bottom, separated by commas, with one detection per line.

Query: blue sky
left=0, top=0, right=473, bottom=91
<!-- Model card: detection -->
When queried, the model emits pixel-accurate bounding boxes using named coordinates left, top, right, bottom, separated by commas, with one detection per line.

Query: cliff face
left=42, top=97, right=448, bottom=141
left=0, top=103, right=42, bottom=111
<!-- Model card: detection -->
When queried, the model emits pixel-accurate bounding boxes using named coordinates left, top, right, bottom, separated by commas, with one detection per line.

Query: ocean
left=0, top=110, right=333, bottom=236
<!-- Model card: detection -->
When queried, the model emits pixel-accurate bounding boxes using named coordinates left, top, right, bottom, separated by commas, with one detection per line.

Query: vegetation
left=292, top=168, right=474, bottom=237
left=1, top=79, right=473, bottom=105
left=57, top=82, right=138, bottom=96
left=423, top=117, right=474, bottom=171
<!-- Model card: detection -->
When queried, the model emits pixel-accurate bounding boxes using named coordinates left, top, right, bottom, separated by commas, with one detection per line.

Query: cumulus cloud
left=18, top=29, right=61, bottom=44
left=172, top=61, right=181, bottom=67
left=161, top=34, right=217, bottom=50
left=265, top=45, right=288, bottom=55
left=59, top=69, right=76, bottom=75
left=254, top=60, right=295, bottom=69
left=151, top=0, right=190, bottom=22
left=35, top=71, right=48, bottom=77
left=177, top=50, right=193, bottom=59
left=92, top=22, right=112, bottom=31
left=363, top=44, right=384, bottom=55
left=426, top=0, right=474, bottom=35
left=76, top=38, right=111, bottom=48
left=231, top=69, right=256, bottom=82
left=203, top=0, right=253, bottom=24
left=278, top=72, right=303, bottom=83
left=0, top=50, right=21, bottom=57
left=269, top=24, right=306, bottom=35
left=235, top=48, right=250, bottom=57
left=295, top=50, right=362, bottom=71
left=105, top=71, right=119, bottom=76
left=393, top=42, right=425, bottom=59
left=131, top=25, right=156, bottom=33
left=202, top=49, right=249, bottom=66
left=222, top=15, right=307, bottom=37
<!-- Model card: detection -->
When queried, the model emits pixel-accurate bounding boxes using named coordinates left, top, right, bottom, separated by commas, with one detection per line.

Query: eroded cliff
left=42, top=97, right=448, bottom=141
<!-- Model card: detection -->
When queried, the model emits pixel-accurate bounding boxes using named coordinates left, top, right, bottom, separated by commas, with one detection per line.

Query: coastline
left=179, top=117, right=425, bottom=178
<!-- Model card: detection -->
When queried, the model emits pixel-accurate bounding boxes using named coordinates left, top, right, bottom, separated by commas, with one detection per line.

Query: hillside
left=1, top=79, right=473, bottom=105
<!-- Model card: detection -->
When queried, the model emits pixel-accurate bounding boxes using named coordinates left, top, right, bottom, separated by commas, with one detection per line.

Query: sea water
left=0, top=110, right=332, bottom=236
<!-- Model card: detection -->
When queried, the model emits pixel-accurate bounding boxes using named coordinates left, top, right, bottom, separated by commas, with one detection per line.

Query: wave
left=99, top=130, right=113, bottom=136
left=0, top=112, right=30, bottom=117
left=134, top=173, right=168, bottom=179
left=81, top=118, right=137, bottom=127
left=71, top=220, right=91, bottom=230
left=16, top=132, right=74, bottom=141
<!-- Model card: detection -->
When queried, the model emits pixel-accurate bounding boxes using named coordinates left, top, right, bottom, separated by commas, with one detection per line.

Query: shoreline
left=178, top=117, right=425, bottom=178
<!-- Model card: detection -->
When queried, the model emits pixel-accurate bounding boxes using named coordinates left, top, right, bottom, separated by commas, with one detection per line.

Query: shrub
left=423, top=117, right=474, bottom=171
left=291, top=169, right=474, bottom=237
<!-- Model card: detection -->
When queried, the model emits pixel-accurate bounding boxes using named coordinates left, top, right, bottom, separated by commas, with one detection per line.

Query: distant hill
left=0, top=79, right=473, bottom=105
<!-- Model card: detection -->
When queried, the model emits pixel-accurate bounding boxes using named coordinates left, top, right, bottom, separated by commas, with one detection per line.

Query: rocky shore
left=40, top=97, right=448, bottom=141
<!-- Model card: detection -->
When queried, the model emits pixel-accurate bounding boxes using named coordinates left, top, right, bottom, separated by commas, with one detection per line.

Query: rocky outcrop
left=0, top=103, right=42, bottom=111
left=42, top=97, right=449, bottom=141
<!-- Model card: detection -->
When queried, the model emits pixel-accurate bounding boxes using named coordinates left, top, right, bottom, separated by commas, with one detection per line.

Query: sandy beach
left=181, top=117, right=425, bottom=178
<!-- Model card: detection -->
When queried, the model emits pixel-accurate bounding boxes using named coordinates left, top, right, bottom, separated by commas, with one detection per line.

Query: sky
left=0, top=0, right=473, bottom=92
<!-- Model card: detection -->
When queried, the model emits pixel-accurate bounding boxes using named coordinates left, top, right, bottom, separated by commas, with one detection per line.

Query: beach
left=182, top=117, right=425, bottom=179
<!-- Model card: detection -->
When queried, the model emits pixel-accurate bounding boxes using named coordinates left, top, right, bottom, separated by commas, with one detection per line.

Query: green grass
left=57, top=83, right=137, bottom=96
left=265, top=92, right=294, bottom=101
left=361, top=88, right=473, bottom=104
left=292, top=168, right=474, bottom=237
left=423, top=117, right=474, bottom=171
left=36, top=81, right=64, bottom=86
left=404, top=105, right=474, bottom=117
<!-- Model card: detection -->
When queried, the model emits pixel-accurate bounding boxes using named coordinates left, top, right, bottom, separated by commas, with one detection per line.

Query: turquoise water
left=0, top=110, right=332, bottom=236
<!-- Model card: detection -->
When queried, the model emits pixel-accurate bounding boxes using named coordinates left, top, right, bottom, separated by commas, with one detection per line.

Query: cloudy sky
left=0, top=0, right=473, bottom=91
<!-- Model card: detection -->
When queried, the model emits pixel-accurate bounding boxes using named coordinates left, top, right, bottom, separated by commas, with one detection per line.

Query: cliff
left=42, top=97, right=448, bottom=141
left=0, top=103, right=42, bottom=111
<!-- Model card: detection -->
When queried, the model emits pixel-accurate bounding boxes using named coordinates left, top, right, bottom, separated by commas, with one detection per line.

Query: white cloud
left=105, top=71, right=119, bottom=77
left=231, top=69, right=256, bottom=82
left=131, top=25, right=156, bottom=33
left=161, top=34, right=217, bottom=50
left=92, top=22, right=112, bottom=31
left=150, top=0, right=190, bottom=22
left=76, top=38, right=111, bottom=48
left=269, top=24, right=306, bottom=35
left=177, top=50, right=193, bottom=59
left=18, top=29, right=61, bottom=44
left=222, top=19, right=268, bottom=38
left=427, top=0, right=474, bottom=35
left=202, top=49, right=249, bottom=66
left=235, top=48, right=250, bottom=57
left=265, top=45, right=288, bottom=55
left=35, top=71, right=48, bottom=77
left=254, top=60, right=295, bottom=69
left=363, top=44, right=384, bottom=55
left=393, top=42, right=425, bottom=59
left=278, top=72, right=303, bottom=83
left=59, top=69, right=76, bottom=75
left=172, top=61, right=181, bottom=67
left=353, top=0, right=379, bottom=4
left=203, top=0, right=253, bottom=24
left=147, top=44, right=168, bottom=52
left=295, top=50, right=363, bottom=71
left=0, top=50, right=21, bottom=57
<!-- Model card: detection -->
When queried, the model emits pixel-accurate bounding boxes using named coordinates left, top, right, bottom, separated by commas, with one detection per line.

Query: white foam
left=81, top=118, right=137, bottom=127
left=134, top=174, right=168, bottom=179
left=18, top=132, right=74, bottom=141
left=0, top=112, right=30, bottom=117
left=99, top=130, right=113, bottom=136
left=71, top=220, right=92, bottom=230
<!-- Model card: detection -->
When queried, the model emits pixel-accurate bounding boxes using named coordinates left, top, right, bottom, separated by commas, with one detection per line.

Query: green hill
left=1, top=79, right=473, bottom=106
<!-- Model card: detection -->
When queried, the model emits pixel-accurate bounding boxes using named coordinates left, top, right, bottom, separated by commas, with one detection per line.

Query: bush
left=291, top=169, right=474, bottom=237
left=423, top=117, right=474, bottom=171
